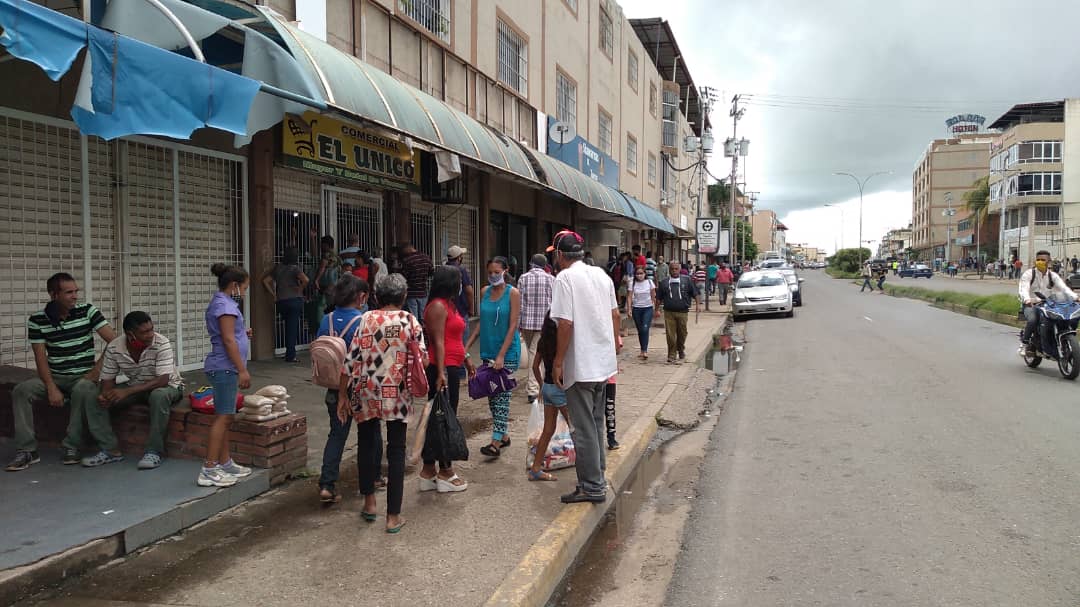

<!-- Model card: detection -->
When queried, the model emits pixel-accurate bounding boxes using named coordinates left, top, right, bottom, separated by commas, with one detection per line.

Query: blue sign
left=546, top=115, right=620, bottom=190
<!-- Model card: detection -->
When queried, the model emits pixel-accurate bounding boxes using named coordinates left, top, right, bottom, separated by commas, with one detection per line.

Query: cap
left=447, top=245, right=467, bottom=259
left=548, top=230, right=584, bottom=254
left=529, top=253, right=549, bottom=268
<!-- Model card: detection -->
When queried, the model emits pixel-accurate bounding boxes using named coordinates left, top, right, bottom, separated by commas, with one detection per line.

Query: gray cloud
left=622, top=0, right=1080, bottom=215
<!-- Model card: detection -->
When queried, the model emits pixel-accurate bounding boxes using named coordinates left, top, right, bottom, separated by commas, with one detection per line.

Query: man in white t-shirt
left=548, top=230, right=621, bottom=504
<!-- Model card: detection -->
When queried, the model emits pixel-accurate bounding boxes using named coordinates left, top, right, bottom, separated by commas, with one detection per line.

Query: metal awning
left=618, top=192, right=676, bottom=234
left=252, top=6, right=538, bottom=182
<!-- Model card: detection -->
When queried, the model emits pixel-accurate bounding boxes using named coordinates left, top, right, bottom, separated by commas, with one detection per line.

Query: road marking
left=864, top=316, right=874, bottom=322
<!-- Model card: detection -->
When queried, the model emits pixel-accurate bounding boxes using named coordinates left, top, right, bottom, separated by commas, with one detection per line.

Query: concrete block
left=123, top=508, right=183, bottom=554
left=178, top=488, right=231, bottom=528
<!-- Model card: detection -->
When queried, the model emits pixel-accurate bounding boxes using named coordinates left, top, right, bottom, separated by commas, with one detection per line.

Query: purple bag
left=468, top=363, right=518, bottom=399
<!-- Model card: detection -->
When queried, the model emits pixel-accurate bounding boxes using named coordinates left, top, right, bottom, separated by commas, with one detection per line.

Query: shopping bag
left=406, top=397, right=434, bottom=466
left=423, top=390, right=469, bottom=463
left=524, top=399, right=576, bottom=471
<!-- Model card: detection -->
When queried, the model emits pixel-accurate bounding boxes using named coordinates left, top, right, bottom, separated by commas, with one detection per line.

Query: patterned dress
left=344, top=309, right=426, bottom=423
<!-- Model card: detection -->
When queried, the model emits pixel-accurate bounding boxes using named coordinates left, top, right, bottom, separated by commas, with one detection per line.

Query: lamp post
left=824, top=203, right=844, bottom=250
left=943, top=191, right=956, bottom=267
left=834, top=171, right=891, bottom=267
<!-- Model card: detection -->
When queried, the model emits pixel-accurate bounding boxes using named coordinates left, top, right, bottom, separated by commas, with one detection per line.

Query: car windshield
left=784, top=274, right=797, bottom=284
left=739, top=276, right=786, bottom=288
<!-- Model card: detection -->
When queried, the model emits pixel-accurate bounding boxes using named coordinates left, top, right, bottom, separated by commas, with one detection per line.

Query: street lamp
left=943, top=191, right=956, bottom=266
left=834, top=171, right=892, bottom=267
left=824, top=203, right=844, bottom=250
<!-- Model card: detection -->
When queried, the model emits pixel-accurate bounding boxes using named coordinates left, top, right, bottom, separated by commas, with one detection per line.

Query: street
left=666, top=271, right=1080, bottom=606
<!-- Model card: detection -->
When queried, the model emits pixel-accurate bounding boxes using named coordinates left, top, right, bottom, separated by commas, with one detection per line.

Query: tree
left=828, top=247, right=872, bottom=273
left=962, top=176, right=990, bottom=225
left=720, top=215, right=758, bottom=261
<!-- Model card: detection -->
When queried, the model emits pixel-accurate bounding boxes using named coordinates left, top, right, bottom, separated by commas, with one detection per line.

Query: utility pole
left=728, top=95, right=745, bottom=267
left=944, top=191, right=955, bottom=267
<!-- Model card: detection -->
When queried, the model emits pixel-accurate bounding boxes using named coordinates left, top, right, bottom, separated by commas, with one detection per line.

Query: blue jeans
left=205, top=370, right=238, bottom=415
left=406, top=296, right=427, bottom=323
left=632, top=306, right=654, bottom=353
left=319, top=389, right=381, bottom=491
left=276, top=297, right=304, bottom=361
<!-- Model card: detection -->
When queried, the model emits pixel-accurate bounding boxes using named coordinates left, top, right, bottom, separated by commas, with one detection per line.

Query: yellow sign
left=282, top=111, right=421, bottom=191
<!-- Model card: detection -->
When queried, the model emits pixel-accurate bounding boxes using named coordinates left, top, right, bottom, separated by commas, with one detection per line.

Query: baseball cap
left=546, top=230, right=584, bottom=254
left=447, top=245, right=467, bottom=259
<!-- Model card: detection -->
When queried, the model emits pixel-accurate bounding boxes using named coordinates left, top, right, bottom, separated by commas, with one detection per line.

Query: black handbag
left=422, top=390, right=469, bottom=463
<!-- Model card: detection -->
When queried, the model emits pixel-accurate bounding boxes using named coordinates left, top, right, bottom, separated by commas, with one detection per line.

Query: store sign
left=945, top=113, right=986, bottom=135
left=954, top=234, right=974, bottom=246
left=545, top=116, right=620, bottom=189
left=695, top=218, right=729, bottom=255
left=282, top=112, right=420, bottom=191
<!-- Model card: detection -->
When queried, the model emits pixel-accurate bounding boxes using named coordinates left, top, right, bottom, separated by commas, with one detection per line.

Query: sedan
left=899, top=264, right=933, bottom=278
left=732, top=271, right=794, bottom=319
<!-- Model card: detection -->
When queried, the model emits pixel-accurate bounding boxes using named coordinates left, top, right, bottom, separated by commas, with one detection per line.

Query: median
left=880, top=283, right=1024, bottom=327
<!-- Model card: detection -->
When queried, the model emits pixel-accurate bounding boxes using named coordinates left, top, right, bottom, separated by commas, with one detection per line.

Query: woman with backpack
left=418, top=266, right=470, bottom=493
left=314, top=274, right=370, bottom=504
left=338, top=274, right=426, bottom=533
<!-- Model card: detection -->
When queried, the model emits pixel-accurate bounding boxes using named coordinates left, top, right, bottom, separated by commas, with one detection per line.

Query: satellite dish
left=548, top=120, right=577, bottom=146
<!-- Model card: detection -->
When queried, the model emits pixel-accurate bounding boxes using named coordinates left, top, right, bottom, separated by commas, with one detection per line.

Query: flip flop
left=360, top=511, right=377, bottom=522
left=527, top=470, right=557, bottom=482
left=319, top=488, right=341, bottom=504
left=386, top=519, right=407, bottom=534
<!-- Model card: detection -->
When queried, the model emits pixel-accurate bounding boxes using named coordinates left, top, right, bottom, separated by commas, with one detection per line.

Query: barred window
left=1035, top=205, right=1060, bottom=225
left=627, top=51, right=639, bottom=92
left=599, top=5, right=613, bottom=57
left=648, top=152, right=657, bottom=185
left=556, top=70, right=577, bottom=127
left=398, top=0, right=451, bottom=43
left=626, top=134, right=637, bottom=174
left=598, top=109, right=612, bottom=155
left=649, top=82, right=658, bottom=116
left=497, top=19, right=527, bottom=95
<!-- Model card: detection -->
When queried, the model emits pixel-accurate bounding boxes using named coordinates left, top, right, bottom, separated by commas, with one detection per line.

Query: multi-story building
left=751, top=209, right=787, bottom=259
left=877, top=226, right=912, bottom=259
left=911, top=134, right=992, bottom=261
left=789, top=244, right=821, bottom=266
left=0, top=0, right=707, bottom=368
left=987, top=100, right=1080, bottom=266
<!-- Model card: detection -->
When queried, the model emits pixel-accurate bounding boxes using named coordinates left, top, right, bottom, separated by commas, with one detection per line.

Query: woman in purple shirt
left=199, top=263, right=254, bottom=488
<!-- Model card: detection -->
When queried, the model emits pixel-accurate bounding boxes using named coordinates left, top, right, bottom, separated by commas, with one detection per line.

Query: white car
left=732, top=270, right=794, bottom=318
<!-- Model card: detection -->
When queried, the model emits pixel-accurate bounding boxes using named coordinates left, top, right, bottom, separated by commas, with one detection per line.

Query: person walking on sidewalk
left=261, top=246, right=309, bottom=363
left=715, top=263, right=734, bottom=305
left=706, top=260, right=719, bottom=298
left=657, top=261, right=697, bottom=364
left=517, top=253, right=555, bottom=404
left=316, top=274, right=369, bottom=504
left=94, top=311, right=184, bottom=470
left=445, top=245, right=474, bottom=346
left=548, top=230, right=620, bottom=504
left=466, top=257, right=522, bottom=458
left=338, top=274, right=426, bottom=533
left=419, top=266, right=469, bottom=493
left=5, top=272, right=116, bottom=472
left=200, top=264, right=254, bottom=487
left=860, top=264, right=875, bottom=292
left=627, top=266, right=658, bottom=360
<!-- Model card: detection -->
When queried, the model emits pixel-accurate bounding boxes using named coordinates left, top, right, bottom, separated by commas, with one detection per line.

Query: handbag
left=467, top=363, right=518, bottom=399
left=423, top=389, right=469, bottom=463
left=407, top=337, right=429, bottom=398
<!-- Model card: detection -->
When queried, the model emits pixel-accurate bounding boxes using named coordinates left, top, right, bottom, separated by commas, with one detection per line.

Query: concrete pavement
left=26, top=308, right=728, bottom=607
left=666, top=271, right=1080, bottom=606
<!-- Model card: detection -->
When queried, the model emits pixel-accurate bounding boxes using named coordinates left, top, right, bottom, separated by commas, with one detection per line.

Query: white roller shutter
left=437, top=204, right=479, bottom=301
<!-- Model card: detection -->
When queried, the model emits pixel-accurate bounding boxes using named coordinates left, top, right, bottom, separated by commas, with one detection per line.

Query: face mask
left=1036, top=260, right=1049, bottom=272
left=489, top=273, right=506, bottom=287
left=127, top=336, right=150, bottom=355
left=230, top=286, right=244, bottom=307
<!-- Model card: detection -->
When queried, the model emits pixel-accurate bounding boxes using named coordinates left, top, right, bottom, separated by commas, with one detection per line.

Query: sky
left=618, top=0, right=1080, bottom=253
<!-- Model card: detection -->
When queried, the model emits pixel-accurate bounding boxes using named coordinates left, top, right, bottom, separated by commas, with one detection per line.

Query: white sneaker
left=197, top=466, right=238, bottom=487
left=220, top=459, right=252, bottom=477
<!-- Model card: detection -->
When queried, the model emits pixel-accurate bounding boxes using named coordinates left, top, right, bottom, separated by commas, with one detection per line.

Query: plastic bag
left=255, top=385, right=287, bottom=398
left=423, top=390, right=469, bottom=463
left=524, top=400, right=576, bottom=471
left=406, top=398, right=434, bottom=466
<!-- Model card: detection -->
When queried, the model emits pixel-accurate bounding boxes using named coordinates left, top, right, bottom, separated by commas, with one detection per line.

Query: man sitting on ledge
left=94, top=311, right=184, bottom=470
left=6, top=273, right=116, bottom=472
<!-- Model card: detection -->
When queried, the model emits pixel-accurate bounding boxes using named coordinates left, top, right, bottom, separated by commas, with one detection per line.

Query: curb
left=482, top=329, right=717, bottom=607
left=880, top=290, right=1024, bottom=328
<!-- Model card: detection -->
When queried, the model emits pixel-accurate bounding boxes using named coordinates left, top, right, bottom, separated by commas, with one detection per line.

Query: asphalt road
left=666, top=271, right=1080, bottom=606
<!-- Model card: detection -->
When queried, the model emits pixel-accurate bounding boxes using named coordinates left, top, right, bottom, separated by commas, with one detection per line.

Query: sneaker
left=607, top=436, right=620, bottom=451
left=678, top=350, right=686, bottom=360
left=137, top=451, right=163, bottom=470
left=61, top=448, right=80, bottom=465
left=5, top=450, right=40, bottom=472
left=561, top=488, right=607, bottom=504
left=220, top=459, right=252, bottom=477
left=81, top=450, right=124, bottom=467
left=197, top=466, right=238, bottom=487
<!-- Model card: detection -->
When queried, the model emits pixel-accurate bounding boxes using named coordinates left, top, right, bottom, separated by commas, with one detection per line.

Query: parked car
left=899, top=263, right=933, bottom=278
left=759, top=259, right=786, bottom=270
left=732, top=271, right=794, bottom=319
left=776, top=266, right=804, bottom=306
left=1067, top=273, right=1080, bottom=290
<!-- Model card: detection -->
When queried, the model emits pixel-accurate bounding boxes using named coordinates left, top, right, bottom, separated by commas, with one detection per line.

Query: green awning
left=620, top=193, right=676, bottom=234
left=256, top=7, right=538, bottom=182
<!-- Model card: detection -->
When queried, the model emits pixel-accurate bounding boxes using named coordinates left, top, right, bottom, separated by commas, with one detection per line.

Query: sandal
left=386, top=519, right=407, bottom=534
left=360, top=511, right=377, bottom=522
left=480, top=443, right=501, bottom=457
left=500, top=437, right=511, bottom=448
left=527, top=469, right=557, bottom=482
left=436, top=474, right=468, bottom=493
left=374, top=476, right=388, bottom=491
left=319, top=487, right=341, bottom=504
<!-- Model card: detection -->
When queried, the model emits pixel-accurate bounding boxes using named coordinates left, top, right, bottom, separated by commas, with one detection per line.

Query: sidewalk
left=29, top=308, right=730, bottom=607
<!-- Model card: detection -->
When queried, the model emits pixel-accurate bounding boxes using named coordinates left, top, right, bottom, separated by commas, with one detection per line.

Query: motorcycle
left=1021, top=293, right=1080, bottom=379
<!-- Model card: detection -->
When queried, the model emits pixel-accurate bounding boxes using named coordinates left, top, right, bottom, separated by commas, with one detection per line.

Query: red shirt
left=351, top=266, right=370, bottom=282
left=635, top=254, right=647, bottom=268
left=427, top=298, right=466, bottom=367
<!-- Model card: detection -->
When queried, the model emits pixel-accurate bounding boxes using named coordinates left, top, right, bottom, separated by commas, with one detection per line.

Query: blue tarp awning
left=0, top=0, right=260, bottom=140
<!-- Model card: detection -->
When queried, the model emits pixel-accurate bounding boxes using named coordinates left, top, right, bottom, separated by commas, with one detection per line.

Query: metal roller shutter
left=437, top=203, right=479, bottom=306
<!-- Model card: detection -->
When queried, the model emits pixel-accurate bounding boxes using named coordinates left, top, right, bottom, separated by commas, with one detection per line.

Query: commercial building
left=0, top=0, right=708, bottom=369
left=911, top=134, right=992, bottom=262
left=987, top=100, right=1080, bottom=266
left=788, top=243, right=821, bottom=265
left=751, top=209, right=787, bottom=259
left=876, top=226, right=912, bottom=259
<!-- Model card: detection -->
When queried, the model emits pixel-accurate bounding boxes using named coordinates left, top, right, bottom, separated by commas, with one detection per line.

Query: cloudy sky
left=619, top=0, right=1080, bottom=253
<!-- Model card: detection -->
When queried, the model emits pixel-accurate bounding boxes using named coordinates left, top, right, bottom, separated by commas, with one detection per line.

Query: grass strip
left=825, top=267, right=861, bottom=279
left=881, top=283, right=1019, bottom=316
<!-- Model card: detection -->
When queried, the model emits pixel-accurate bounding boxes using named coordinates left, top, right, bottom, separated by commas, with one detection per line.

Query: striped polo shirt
left=100, top=332, right=183, bottom=389
left=27, top=303, right=109, bottom=376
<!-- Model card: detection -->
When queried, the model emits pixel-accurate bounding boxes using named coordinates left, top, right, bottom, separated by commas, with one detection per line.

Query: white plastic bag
left=255, top=385, right=288, bottom=398
left=525, top=399, right=576, bottom=471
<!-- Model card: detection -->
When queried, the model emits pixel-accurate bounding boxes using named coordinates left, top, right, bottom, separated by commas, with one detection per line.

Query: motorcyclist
left=1019, top=249, right=1077, bottom=356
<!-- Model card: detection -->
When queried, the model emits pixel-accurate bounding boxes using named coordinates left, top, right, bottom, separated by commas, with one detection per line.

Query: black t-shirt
left=536, top=316, right=558, bottom=385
